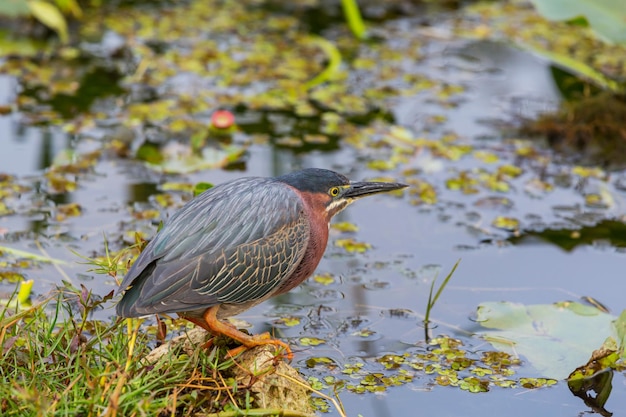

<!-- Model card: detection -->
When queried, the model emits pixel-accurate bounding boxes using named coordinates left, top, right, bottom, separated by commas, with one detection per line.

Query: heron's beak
left=343, top=181, right=408, bottom=199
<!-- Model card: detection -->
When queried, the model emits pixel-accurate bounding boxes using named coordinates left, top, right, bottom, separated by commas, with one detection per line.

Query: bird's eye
left=329, top=187, right=340, bottom=197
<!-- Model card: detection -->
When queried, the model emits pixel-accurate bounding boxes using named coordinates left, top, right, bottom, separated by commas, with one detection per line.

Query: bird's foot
left=226, top=332, right=293, bottom=361
left=191, top=307, right=293, bottom=361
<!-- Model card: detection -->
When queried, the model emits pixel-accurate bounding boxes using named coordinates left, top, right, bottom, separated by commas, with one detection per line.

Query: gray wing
left=116, top=177, right=310, bottom=317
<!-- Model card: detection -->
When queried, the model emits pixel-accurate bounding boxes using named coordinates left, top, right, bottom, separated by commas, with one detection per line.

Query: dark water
left=1, top=11, right=625, bottom=417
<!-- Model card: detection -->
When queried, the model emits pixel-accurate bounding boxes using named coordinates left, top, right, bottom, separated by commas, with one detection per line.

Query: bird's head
left=277, top=168, right=408, bottom=221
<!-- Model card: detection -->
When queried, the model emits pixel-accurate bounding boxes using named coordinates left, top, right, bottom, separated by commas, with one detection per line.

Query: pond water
left=1, top=3, right=625, bottom=416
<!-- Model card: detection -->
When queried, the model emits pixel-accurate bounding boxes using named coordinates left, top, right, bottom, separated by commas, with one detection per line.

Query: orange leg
left=183, top=306, right=293, bottom=361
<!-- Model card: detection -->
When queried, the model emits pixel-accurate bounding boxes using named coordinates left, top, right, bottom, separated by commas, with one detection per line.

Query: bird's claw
left=226, top=334, right=293, bottom=361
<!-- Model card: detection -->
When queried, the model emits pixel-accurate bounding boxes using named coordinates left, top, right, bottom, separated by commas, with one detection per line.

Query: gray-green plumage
left=116, top=176, right=311, bottom=318
left=116, top=168, right=407, bottom=330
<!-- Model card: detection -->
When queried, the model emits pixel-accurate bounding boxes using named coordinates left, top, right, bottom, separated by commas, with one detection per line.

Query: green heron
left=116, top=168, right=406, bottom=358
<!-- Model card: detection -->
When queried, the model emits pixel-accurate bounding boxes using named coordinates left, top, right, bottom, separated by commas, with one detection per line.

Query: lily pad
left=335, top=238, right=371, bottom=253
left=475, top=301, right=624, bottom=379
left=530, top=0, right=626, bottom=44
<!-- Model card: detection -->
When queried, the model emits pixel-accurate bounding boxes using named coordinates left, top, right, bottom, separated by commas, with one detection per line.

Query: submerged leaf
left=0, top=271, right=25, bottom=283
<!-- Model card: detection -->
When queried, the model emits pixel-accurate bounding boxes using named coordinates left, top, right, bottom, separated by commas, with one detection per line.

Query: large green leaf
left=475, top=301, right=623, bottom=379
left=530, top=0, right=626, bottom=44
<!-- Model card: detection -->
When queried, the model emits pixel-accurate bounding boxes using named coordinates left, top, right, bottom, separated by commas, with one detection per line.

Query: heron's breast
left=275, top=198, right=329, bottom=295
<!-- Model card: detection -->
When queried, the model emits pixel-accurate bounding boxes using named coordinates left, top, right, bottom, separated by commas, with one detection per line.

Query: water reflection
left=508, top=220, right=626, bottom=251
left=127, top=182, right=159, bottom=203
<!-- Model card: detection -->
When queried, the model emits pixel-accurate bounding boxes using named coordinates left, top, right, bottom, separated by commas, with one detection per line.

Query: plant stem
left=424, top=260, right=461, bottom=340
left=305, top=36, right=342, bottom=89
left=340, top=0, right=367, bottom=40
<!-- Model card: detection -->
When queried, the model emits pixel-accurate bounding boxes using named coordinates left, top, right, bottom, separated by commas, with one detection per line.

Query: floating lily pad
left=331, top=222, right=359, bottom=233
left=300, top=337, right=326, bottom=346
left=335, top=238, right=371, bottom=253
left=492, top=216, right=520, bottom=231
left=313, top=273, right=335, bottom=286
left=529, top=0, right=626, bottom=44
left=274, top=316, right=301, bottom=327
left=474, top=301, right=625, bottom=379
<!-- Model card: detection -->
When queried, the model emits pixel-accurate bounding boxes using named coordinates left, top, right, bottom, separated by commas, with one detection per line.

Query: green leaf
left=613, top=309, right=626, bottom=346
left=425, top=260, right=460, bottom=324
left=54, top=0, right=82, bottom=18
left=567, top=339, right=620, bottom=413
left=136, top=143, right=164, bottom=165
left=27, top=1, right=69, bottom=42
left=492, top=216, right=520, bottom=231
left=331, top=222, right=359, bottom=233
left=17, top=279, right=33, bottom=304
left=300, top=337, right=326, bottom=346
left=193, top=182, right=213, bottom=197
left=529, top=0, right=626, bottom=44
left=335, top=238, right=371, bottom=253
left=475, top=301, right=623, bottom=379
left=313, top=273, right=335, bottom=285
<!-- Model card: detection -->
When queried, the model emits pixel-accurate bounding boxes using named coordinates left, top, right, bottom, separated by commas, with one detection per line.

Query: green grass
left=1, top=290, right=186, bottom=415
left=0, top=286, right=302, bottom=416
left=423, top=260, right=460, bottom=341
left=0, top=242, right=315, bottom=417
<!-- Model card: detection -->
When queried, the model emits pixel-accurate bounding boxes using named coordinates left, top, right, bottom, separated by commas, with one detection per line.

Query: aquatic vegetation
left=1, top=0, right=626, bottom=415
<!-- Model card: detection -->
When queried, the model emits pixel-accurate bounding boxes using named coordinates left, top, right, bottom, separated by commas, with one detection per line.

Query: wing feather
left=116, top=177, right=310, bottom=317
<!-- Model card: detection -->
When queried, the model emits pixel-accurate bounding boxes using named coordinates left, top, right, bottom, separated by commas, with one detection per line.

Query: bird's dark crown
left=276, top=168, right=350, bottom=194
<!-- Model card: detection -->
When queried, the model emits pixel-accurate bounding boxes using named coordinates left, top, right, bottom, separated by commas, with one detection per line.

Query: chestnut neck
left=274, top=190, right=331, bottom=295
